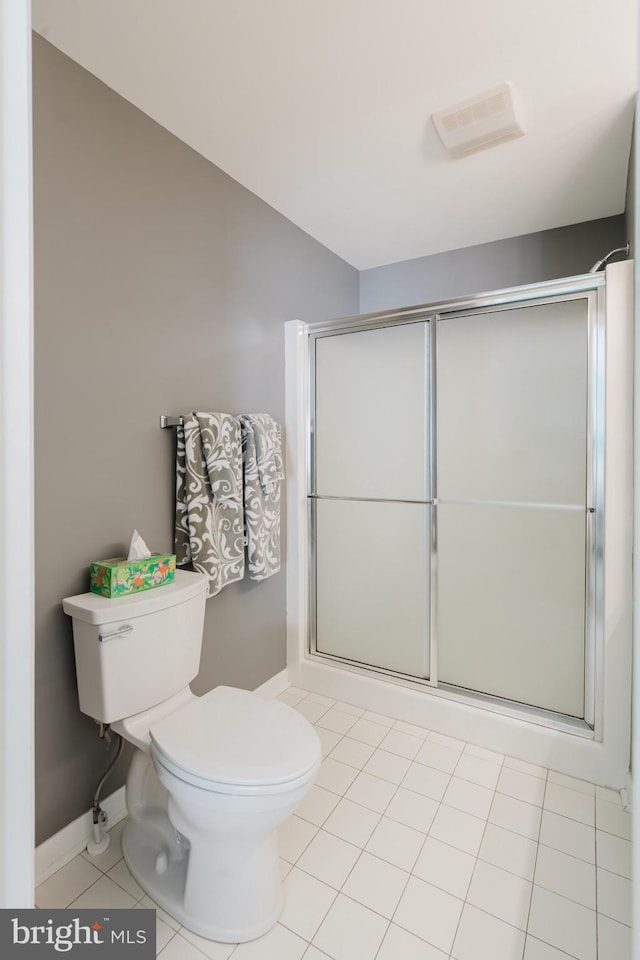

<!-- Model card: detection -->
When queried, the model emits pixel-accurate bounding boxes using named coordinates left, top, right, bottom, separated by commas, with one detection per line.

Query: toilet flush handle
left=98, top=623, right=134, bottom=642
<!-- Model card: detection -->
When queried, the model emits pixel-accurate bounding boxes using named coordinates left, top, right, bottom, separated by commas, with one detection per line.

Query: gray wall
left=33, top=35, right=359, bottom=844
left=359, top=215, right=627, bottom=313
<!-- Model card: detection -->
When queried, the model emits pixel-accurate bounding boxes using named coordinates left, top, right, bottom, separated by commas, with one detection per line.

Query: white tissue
left=127, top=529, right=152, bottom=561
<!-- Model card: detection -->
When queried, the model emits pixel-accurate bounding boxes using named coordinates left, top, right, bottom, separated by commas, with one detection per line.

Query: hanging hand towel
left=240, top=414, right=285, bottom=581
left=175, top=413, right=245, bottom=596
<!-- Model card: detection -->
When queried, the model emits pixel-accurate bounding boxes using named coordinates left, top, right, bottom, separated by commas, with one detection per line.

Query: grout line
left=155, top=929, right=178, bottom=959
left=547, top=770, right=600, bottom=797
left=593, top=822, right=633, bottom=841
left=65, top=872, right=113, bottom=910
left=388, top=799, right=434, bottom=932
left=521, top=775, right=546, bottom=955
left=527, top=931, right=587, bottom=960
left=456, top=748, right=527, bottom=955
left=530, top=864, right=597, bottom=912
left=450, top=790, right=494, bottom=953
left=171, top=928, right=219, bottom=960
left=335, top=852, right=397, bottom=939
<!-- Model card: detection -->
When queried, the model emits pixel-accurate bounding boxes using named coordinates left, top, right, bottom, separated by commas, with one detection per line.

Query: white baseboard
left=35, top=786, right=127, bottom=887
left=254, top=668, right=289, bottom=699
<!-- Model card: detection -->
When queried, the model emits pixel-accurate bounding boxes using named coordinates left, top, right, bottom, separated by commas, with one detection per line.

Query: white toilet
left=63, top=570, right=321, bottom=943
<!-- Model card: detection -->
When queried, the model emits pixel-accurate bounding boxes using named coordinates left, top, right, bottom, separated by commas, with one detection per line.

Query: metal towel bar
left=160, top=415, right=184, bottom=429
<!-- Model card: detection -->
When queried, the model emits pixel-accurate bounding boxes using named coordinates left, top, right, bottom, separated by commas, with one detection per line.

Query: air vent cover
left=432, top=81, right=525, bottom=157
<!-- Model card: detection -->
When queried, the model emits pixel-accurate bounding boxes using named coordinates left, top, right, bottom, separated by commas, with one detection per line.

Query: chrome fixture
left=589, top=242, right=629, bottom=273
left=160, top=415, right=184, bottom=429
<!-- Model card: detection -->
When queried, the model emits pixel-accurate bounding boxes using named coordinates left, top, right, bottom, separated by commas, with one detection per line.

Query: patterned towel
left=175, top=413, right=245, bottom=596
left=240, top=414, right=284, bottom=581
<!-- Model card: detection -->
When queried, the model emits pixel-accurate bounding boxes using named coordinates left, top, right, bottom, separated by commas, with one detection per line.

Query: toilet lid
left=149, top=686, right=321, bottom=790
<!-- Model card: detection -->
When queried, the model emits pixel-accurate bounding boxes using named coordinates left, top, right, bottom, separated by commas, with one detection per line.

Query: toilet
left=62, top=570, right=321, bottom=943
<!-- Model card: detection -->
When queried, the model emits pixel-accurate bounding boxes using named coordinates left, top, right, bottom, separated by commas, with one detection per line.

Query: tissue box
left=90, top=554, right=176, bottom=598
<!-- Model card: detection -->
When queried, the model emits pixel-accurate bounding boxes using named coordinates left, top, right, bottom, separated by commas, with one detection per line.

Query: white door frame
left=0, top=0, right=34, bottom=906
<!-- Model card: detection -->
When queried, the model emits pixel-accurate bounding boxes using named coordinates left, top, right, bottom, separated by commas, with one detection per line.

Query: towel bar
left=160, top=415, right=184, bottom=429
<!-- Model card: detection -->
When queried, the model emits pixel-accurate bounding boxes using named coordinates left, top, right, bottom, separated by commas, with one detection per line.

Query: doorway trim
left=0, top=0, right=35, bottom=907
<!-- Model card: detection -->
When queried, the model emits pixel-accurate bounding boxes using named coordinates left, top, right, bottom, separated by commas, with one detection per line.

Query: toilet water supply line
left=87, top=723, right=124, bottom=856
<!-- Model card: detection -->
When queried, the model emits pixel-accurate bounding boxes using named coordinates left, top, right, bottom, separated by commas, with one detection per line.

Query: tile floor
left=36, top=686, right=633, bottom=960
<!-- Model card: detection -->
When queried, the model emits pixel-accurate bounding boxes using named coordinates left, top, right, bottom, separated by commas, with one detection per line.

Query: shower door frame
left=305, top=272, right=606, bottom=739
left=308, top=312, right=438, bottom=686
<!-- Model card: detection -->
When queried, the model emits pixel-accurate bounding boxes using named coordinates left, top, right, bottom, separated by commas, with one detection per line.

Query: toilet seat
left=149, top=686, right=321, bottom=796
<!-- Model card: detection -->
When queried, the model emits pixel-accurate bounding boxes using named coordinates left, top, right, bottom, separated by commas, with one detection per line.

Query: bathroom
left=1, top=2, right=636, bottom=959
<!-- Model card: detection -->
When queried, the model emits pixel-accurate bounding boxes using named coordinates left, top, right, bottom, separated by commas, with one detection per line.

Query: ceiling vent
left=432, top=81, right=525, bottom=157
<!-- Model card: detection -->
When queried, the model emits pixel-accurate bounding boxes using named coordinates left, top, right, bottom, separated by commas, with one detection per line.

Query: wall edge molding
left=622, top=769, right=633, bottom=811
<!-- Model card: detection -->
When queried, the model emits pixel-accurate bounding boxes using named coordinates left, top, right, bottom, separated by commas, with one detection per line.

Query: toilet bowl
left=62, top=571, right=321, bottom=943
left=118, top=685, right=320, bottom=942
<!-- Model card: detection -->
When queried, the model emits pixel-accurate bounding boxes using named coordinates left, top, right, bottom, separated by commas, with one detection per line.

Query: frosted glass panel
left=437, top=502, right=585, bottom=717
left=316, top=499, right=429, bottom=677
left=315, top=323, right=429, bottom=500
left=438, top=300, right=588, bottom=505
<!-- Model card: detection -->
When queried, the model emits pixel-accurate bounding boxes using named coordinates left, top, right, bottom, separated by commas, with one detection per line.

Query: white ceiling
left=32, top=0, right=637, bottom=270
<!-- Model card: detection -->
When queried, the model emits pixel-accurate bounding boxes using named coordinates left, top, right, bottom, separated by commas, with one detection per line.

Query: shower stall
left=285, top=264, right=632, bottom=786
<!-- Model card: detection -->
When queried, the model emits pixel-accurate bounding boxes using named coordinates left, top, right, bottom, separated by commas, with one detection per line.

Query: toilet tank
left=62, top=570, right=208, bottom=723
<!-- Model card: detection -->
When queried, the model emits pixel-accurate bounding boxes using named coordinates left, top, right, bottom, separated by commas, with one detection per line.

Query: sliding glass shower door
left=436, top=298, right=590, bottom=717
left=313, top=321, right=432, bottom=678
left=310, top=282, right=600, bottom=724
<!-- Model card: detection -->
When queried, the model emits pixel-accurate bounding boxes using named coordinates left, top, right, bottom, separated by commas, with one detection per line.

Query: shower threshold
left=306, top=650, right=594, bottom=740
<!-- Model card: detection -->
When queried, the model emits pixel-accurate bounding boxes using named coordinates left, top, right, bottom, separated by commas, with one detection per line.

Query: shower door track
left=306, top=647, right=594, bottom=738
left=305, top=272, right=606, bottom=740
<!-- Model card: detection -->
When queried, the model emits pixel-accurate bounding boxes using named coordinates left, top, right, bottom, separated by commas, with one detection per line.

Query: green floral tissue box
left=90, top=554, right=176, bottom=598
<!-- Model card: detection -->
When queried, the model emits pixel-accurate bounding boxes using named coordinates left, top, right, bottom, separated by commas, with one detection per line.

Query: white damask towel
left=240, top=414, right=284, bottom=580
left=175, top=413, right=245, bottom=596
